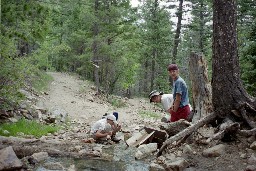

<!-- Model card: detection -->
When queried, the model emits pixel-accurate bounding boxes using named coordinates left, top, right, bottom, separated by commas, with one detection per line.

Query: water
left=36, top=142, right=150, bottom=171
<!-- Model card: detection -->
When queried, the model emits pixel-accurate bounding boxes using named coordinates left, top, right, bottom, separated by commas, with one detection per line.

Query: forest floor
left=38, top=72, right=255, bottom=171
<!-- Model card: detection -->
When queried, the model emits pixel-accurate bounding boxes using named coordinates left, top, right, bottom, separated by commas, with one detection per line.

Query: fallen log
left=159, top=120, right=191, bottom=136
left=157, top=113, right=216, bottom=156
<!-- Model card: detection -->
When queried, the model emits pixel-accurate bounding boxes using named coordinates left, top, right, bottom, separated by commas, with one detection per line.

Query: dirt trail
left=41, top=72, right=154, bottom=126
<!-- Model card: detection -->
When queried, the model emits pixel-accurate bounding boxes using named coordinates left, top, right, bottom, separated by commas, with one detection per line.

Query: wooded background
left=1, top=0, right=255, bottom=110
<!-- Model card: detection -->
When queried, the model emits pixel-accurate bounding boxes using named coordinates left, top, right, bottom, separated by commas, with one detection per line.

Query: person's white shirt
left=161, top=94, right=174, bottom=112
left=90, top=118, right=111, bottom=135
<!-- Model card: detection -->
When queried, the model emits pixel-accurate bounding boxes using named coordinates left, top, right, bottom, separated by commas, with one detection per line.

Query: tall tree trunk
left=144, top=60, right=149, bottom=94
left=212, top=0, right=255, bottom=117
left=189, top=52, right=213, bottom=122
left=93, top=0, right=100, bottom=94
left=172, top=0, right=183, bottom=63
left=199, top=0, right=204, bottom=53
left=150, top=0, right=158, bottom=91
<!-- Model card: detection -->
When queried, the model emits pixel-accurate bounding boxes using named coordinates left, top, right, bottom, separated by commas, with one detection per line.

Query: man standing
left=167, top=64, right=190, bottom=122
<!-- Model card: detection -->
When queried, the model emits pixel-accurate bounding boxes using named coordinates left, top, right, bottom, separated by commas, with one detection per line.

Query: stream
left=35, top=142, right=151, bottom=171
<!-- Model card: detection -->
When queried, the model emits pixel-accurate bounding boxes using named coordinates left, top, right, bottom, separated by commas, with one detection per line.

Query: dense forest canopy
left=0, top=0, right=255, bottom=109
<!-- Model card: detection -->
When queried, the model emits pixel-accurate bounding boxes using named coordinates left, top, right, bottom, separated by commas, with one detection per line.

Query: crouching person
left=90, top=114, right=121, bottom=143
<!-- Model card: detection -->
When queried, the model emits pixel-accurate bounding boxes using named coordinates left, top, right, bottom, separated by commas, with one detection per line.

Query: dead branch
left=157, top=113, right=216, bottom=156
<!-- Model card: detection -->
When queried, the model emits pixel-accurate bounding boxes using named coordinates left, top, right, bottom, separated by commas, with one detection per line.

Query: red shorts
left=170, top=105, right=190, bottom=122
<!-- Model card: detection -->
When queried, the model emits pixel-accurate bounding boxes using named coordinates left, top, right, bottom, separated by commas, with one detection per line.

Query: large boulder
left=0, top=146, right=23, bottom=170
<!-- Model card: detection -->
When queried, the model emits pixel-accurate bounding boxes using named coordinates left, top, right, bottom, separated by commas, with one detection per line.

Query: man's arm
left=172, top=93, right=181, bottom=112
left=95, top=130, right=112, bottom=138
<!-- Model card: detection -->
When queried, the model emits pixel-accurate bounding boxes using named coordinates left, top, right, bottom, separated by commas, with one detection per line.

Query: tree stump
left=189, top=52, right=213, bottom=123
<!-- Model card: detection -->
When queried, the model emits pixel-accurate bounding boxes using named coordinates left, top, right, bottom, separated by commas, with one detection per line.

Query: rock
left=3, top=130, right=10, bottom=135
left=183, top=144, right=193, bottom=154
left=17, top=132, right=25, bottom=137
left=0, top=146, right=23, bottom=170
left=161, top=115, right=170, bottom=123
left=93, top=145, right=103, bottom=153
left=135, top=143, right=158, bottom=159
left=51, top=108, right=68, bottom=122
left=184, top=167, right=197, bottom=171
left=165, top=153, right=176, bottom=161
left=43, top=162, right=64, bottom=170
left=249, top=141, right=256, bottom=150
left=156, top=156, right=166, bottom=164
left=31, top=152, right=49, bottom=162
left=8, top=117, right=18, bottom=123
left=67, top=164, right=76, bottom=171
left=164, top=158, right=189, bottom=171
left=248, top=154, right=256, bottom=165
left=240, top=153, right=247, bottom=159
left=245, top=165, right=256, bottom=171
left=202, top=144, right=225, bottom=157
left=149, top=163, right=165, bottom=171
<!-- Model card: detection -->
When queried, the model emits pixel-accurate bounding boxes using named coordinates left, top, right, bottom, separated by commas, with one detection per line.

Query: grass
left=0, top=118, right=60, bottom=138
left=138, top=110, right=162, bottom=119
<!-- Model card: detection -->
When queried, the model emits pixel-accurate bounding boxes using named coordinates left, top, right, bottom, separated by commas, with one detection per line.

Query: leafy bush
left=31, top=72, right=53, bottom=92
left=108, top=96, right=127, bottom=108
left=0, top=118, right=60, bottom=138
left=0, top=57, right=29, bottom=109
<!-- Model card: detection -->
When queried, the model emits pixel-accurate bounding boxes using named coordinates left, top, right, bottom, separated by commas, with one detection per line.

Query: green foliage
left=0, top=0, right=52, bottom=109
left=0, top=57, right=29, bottom=109
left=238, top=0, right=256, bottom=96
left=0, top=56, right=53, bottom=109
left=137, top=1, right=173, bottom=94
left=107, top=96, right=127, bottom=108
left=31, top=72, right=54, bottom=92
left=138, top=110, right=161, bottom=119
left=0, top=118, right=60, bottom=138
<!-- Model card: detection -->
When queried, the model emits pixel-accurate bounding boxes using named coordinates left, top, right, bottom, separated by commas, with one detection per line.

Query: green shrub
left=0, top=57, right=29, bottom=109
left=0, top=118, right=60, bottom=138
left=108, top=96, right=127, bottom=108
left=31, top=72, right=53, bottom=92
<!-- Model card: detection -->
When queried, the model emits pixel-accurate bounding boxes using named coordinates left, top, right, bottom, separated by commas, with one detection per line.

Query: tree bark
left=189, top=53, right=213, bottom=123
left=199, top=0, right=204, bottom=53
left=171, top=0, right=183, bottom=63
left=212, top=0, right=256, bottom=118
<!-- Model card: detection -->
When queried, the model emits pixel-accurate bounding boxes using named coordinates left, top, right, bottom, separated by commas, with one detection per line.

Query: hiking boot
left=111, top=136, right=121, bottom=143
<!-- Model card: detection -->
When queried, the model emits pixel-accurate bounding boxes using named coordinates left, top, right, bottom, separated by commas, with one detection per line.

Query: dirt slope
left=41, top=72, right=156, bottom=126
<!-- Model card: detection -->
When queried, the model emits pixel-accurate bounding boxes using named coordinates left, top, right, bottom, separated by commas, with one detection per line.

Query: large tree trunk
left=212, top=0, right=256, bottom=118
left=189, top=53, right=213, bottom=123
